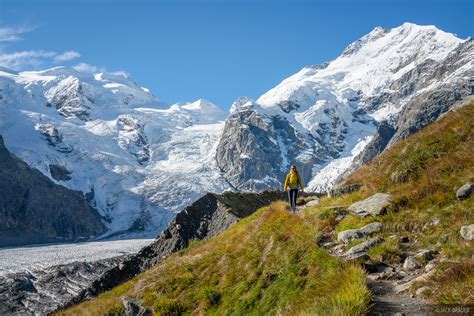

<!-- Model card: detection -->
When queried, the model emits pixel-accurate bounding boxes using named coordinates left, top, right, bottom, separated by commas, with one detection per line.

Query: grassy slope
left=59, top=202, right=369, bottom=315
left=60, top=100, right=473, bottom=315
left=302, top=99, right=474, bottom=304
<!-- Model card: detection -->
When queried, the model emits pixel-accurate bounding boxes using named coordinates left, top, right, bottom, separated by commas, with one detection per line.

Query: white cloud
left=0, top=50, right=56, bottom=68
left=111, top=70, right=129, bottom=78
left=53, top=50, right=81, bottom=63
left=0, top=25, right=35, bottom=42
left=73, top=62, right=102, bottom=73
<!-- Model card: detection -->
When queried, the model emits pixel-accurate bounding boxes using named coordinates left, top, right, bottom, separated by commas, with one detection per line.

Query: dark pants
left=288, top=189, right=298, bottom=211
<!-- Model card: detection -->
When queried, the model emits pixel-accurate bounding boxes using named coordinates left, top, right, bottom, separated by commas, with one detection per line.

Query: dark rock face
left=215, top=108, right=322, bottom=190
left=0, top=135, right=104, bottom=247
left=354, top=123, right=396, bottom=166
left=49, top=164, right=72, bottom=181
left=51, top=78, right=92, bottom=121
left=66, top=190, right=288, bottom=307
left=0, top=256, right=124, bottom=315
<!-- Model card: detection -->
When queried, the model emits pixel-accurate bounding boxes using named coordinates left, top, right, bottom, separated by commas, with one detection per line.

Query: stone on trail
left=337, top=222, right=383, bottom=244
left=460, top=224, right=474, bottom=241
left=348, top=193, right=393, bottom=217
left=456, top=182, right=474, bottom=201
left=337, top=229, right=364, bottom=244
left=345, top=236, right=384, bottom=258
left=403, top=256, right=421, bottom=271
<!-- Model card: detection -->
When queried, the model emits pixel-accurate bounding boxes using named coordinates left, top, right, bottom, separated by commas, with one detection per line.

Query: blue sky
left=0, top=0, right=472, bottom=109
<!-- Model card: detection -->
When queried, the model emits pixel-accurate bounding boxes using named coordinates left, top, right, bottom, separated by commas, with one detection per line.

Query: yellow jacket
left=284, top=171, right=303, bottom=190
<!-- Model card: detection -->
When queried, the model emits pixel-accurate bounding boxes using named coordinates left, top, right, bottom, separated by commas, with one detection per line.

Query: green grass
left=59, top=202, right=370, bottom=315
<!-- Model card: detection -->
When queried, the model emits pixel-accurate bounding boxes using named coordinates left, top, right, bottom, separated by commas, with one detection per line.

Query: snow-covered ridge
left=0, top=66, right=229, bottom=238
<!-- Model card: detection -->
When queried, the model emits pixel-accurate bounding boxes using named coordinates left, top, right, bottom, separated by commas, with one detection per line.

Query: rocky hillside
left=59, top=98, right=473, bottom=315
left=0, top=135, right=104, bottom=247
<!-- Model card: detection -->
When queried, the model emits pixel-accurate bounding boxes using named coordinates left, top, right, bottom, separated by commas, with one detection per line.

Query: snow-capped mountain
left=0, top=23, right=471, bottom=238
left=0, top=67, right=230, bottom=238
left=218, top=23, right=472, bottom=192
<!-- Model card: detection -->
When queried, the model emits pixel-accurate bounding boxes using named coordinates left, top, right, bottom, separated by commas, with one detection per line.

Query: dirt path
left=367, top=279, right=429, bottom=315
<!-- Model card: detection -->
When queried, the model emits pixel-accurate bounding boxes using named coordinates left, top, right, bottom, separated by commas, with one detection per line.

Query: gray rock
left=403, top=256, right=421, bottom=271
left=337, top=229, right=365, bottom=244
left=456, top=183, right=474, bottom=201
left=337, top=222, right=383, bottom=244
left=348, top=193, right=393, bottom=217
left=305, top=199, right=319, bottom=207
left=460, top=224, right=474, bottom=241
left=359, top=222, right=384, bottom=235
left=123, top=298, right=150, bottom=316
left=345, top=236, right=384, bottom=258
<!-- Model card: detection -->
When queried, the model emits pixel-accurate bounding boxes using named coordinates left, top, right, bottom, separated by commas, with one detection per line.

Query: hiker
left=284, top=164, right=304, bottom=212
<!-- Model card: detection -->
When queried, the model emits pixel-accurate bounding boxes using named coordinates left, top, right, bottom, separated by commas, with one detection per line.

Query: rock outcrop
left=0, top=135, right=105, bottom=247
left=348, top=193, right=393, bottom=217
left=215, top=103, right=321, bottom=190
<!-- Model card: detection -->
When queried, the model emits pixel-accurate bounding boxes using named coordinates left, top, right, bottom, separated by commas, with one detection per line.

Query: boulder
left=460, top=224, right=474, bottom=241
left=337, top=222, right=383, bottom=244
left=304, top=199, right=319, bottom=207
left=348, top=193, right=393, bottom=217
left=345, top=236, right=384, bottom=258
left=359, top=222, right=384, bottom=235
left=456, top=182, right=474, bottom=201
left=403, top=256, right=421, bottom=271
left=337, top=229, right=364, bottom=244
